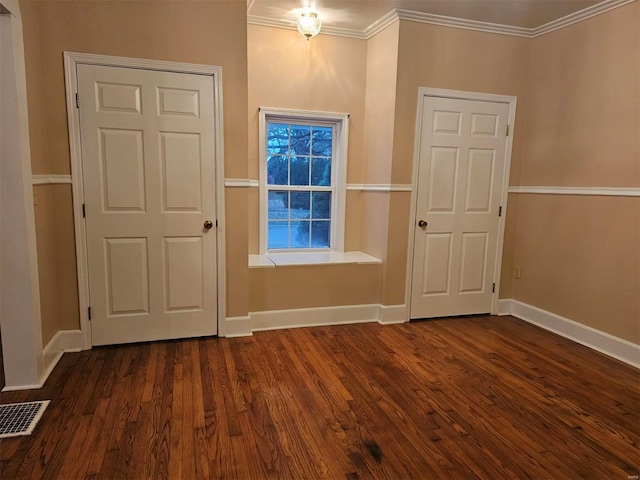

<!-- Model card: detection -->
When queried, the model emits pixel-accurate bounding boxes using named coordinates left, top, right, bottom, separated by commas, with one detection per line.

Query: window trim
left=258, top=107, right=349, bottom=255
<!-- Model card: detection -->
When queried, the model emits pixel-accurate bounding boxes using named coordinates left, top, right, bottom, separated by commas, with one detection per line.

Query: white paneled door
left=411, top=96, right=509, bottom=319
left=77, top=64, right=218, bottom=345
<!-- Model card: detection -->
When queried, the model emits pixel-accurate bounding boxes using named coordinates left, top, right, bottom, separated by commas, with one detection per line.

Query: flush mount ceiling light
left=297, top=12, right=322, bottom=40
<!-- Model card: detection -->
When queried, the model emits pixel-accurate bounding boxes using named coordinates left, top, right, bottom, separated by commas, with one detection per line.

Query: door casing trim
left=405, top=87, right=517, bottom=319
left=63, top=52, right=226, bottom=348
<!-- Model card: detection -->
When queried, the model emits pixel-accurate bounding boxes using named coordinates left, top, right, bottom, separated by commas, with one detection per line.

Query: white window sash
left=259, top=107, right=349, bottom=254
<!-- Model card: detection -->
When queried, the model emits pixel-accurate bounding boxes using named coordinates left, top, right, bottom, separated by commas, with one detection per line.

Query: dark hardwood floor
left=1, top=315, right=638, bottom=479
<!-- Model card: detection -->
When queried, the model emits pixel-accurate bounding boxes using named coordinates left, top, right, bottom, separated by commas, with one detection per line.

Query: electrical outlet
left=514, top=265, right=522, bottom=279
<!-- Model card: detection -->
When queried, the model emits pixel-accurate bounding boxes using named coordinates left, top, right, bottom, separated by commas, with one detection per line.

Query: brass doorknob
left=418, top=220, right=428, bottom=228
left=204, top=220, right=214, bottom=230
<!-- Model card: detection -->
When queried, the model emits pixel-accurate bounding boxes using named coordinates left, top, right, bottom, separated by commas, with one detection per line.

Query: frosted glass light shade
left=297, top=12, right=321, bottom=40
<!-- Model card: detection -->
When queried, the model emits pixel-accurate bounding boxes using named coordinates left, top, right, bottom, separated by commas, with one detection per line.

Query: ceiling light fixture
left=297, top=12, right=321, bottom=40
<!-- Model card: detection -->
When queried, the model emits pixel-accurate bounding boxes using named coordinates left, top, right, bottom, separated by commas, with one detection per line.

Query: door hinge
left=75, top=93, right=80, bottom=109
left=82, top=203, right=86, bottom=218
left=498, top=206, right=502, bottom=217
left=506, top=125, right=510, bottom=136
left=216, top=219, right=218, bottom=227
left=88, top=306, right=92, bottom=320
left=492, top=283, right=496, bottom=293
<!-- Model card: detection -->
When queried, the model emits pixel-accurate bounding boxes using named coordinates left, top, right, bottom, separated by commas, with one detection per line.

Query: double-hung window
left=259, top=108, right=349, bottom=254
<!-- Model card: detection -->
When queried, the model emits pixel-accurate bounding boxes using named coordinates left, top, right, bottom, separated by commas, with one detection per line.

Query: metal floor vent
left=0, top=401, right=50, bottom=439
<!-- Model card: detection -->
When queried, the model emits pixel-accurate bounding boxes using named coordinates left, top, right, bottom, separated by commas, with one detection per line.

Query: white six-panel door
left=411, top=96, right=509, bottom=319
left=77, top=64, right=218, bottom=345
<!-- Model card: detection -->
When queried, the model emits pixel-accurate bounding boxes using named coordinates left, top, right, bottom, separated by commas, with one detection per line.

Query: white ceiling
left=248, top=0, right=606, bottom=32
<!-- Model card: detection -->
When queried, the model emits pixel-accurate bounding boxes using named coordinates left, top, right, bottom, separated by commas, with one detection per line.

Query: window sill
left=249, top=251, right=382, bottom=268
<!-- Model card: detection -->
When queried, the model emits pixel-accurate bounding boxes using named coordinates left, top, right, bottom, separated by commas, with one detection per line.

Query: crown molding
left=363, top=10, right=400, bottom=38
left=394, top=8, right=531, bottom=37
left=247, top=10, right=398, bottom=39
left=247, top=15, right=294, bottom=31
left=247, top=15, right=367, bottom=39
left=247, top=0, right=636, bottom=40
left=531, top=0, right=637, bottom=37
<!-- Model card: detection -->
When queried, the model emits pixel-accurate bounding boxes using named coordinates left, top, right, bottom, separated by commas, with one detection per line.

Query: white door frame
left=64, top=52, right=226, bottom=349
left=405, top=87, right=517, bottom=319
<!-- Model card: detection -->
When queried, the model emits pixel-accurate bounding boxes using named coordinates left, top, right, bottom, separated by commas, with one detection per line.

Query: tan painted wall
left=19, top=0, right=47, bottom=174
left=247, top=24, right=378, bottom=311
left=382, top=192, right=412, bottom=306
left=358, top=24, right=400, bottom=306
left=224, top=188, right=249, bottom=318
left=51, top=185, right=80, bottom=331
left=362, top=23, right=399, bottom=185
left=385, top=21, right=532, bottom=305
left=358, top=24, right=399, bottom=290
left=520, top=3, right=639, bottom=187
left=21, top=0, right=250, bottom=333
left=249, top=264, right=382, bottom=312
left=512, top=2, right=640, bottom=344
left=33, top=185, right=57, bottom=346
left=32, top=184, right=78, bottom=346
left=512, top=195, right=639, bottom=343
left=500, top=194, right=520, bottom=299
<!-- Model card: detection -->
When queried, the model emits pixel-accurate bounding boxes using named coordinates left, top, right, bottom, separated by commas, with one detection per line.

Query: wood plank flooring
left=1, top=315, right=638, bottom=479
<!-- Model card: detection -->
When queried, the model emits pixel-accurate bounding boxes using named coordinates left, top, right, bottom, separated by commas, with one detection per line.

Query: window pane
left=290, top=125, right=311, bottom=155
left=291, top=220, right=310, bottom=248
left=264, top=115, right=343, bottom=252
left=312, top=192, right=331, bottom=219
left=290, top=192, right=310, bottom=218
left=311, top=221, right=330, bottom=248
left=267, top=123, right=290, bottom=155
left=268, top=221, right=289, bottom=249
left=268, top=191, right=289, bottom=219
left=290, top=156, right=310, bottom=186
left=312, top=126, right=332, bottom=156
left=267, top=155, right=288, bottom=185
left=311, top=157, right=331, bottom=186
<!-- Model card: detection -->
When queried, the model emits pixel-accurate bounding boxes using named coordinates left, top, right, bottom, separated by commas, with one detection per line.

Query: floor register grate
left=0, top=401, right=50, bottom=439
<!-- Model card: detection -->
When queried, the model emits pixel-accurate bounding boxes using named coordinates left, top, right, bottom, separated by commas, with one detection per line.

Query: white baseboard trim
left=251, top=304, right=380, bottom=332
left=501, top=299, right=639, bottom=368
left=497, top=299, right=512, bottom=316
left=223, top=303, right=410, bottom=336
left=223, top=316, right=253, bottom=338
left=42, top=329, right=83, bottom=385
left=3, top=329, right=83, bottom=392
left=378, top=304, right=408, bottom=324
left=2, top=383, right=43, bottom=392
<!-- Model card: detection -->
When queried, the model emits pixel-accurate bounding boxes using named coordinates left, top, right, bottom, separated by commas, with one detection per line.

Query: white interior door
left=411, top=96, right=509, bottom=319
left=78, top=64, right=218, bottom=345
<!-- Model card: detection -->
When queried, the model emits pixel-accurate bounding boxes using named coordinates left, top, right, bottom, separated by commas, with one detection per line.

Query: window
left=259, top=108, right=349, bottom=254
